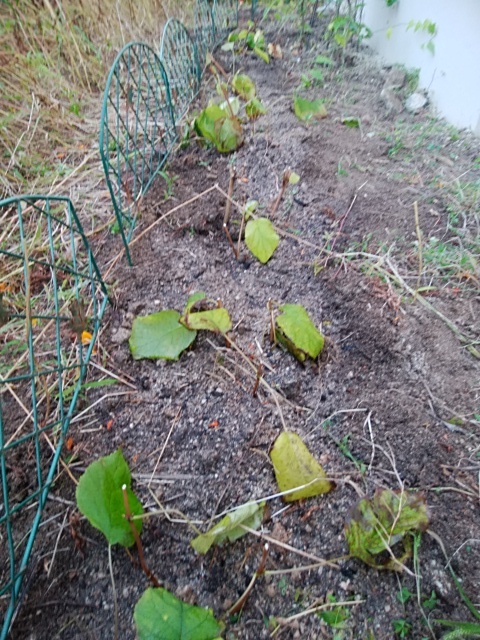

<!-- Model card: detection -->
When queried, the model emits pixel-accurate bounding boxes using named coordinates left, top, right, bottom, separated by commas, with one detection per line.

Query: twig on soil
left=385, top=257, right=480, bottom=359
left=270, top=171, right=290, bottom=219
left=241, top=526, right=340, bottom=569
left=364, top=411, right=375, bottom=471
left=88, top=360, right=137, bottom=390
left=270, top=598, right=364, bottom=637
left=325, top=180, right=367, bottom=261
left=227, top=543, right=269, bottom=616
left=147, top=407, right=181, bottom=488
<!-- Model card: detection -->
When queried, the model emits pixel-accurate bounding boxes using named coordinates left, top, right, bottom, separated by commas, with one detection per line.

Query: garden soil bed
left=8, top=11, right=480, bottom=640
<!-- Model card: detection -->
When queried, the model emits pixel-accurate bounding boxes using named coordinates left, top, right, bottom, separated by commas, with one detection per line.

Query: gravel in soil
left=7, top=12, right=480, bottom=640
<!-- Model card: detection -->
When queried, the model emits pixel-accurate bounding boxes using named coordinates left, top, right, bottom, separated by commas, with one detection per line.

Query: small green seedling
left=129, top=292, right=231, bottom=361
left=245, top=218, right=279, bottom=263
left=134, top=588, right=223, bottom=640
left=194, top=100, right=243, bottom=153
left=273, top=303, right=325, bottom=362
left=392, top=618, right=412, bottom=638
left=191, top=501, right=266, bottom=554
left=225, top=26, right=270, bottom=63
left=270, top=431, right=333, bottom=501
left=293, top=95, right=327, bottom=122
left=317, top=594, right=350, bottom=631
left=245, top=97, right=267, bottom=120
left=345, top=489, right=429, bottom=570
left=231, top=73, right=256, bottom=101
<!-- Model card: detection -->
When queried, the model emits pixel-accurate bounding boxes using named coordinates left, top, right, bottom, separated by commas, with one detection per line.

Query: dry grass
left=0, top=0, right=192, bottom=200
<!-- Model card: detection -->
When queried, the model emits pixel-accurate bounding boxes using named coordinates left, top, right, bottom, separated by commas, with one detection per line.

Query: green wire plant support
left=160, top=19, right=202, bottom=122
left=0, top=195, right=108, bottom=639
left=194, top=0, right=216, bottom=66
left=213, top=0, right=239, bottom=44
left=100, top=0, right=241, bottom=263
left=99, top=43, right=177, bottom=265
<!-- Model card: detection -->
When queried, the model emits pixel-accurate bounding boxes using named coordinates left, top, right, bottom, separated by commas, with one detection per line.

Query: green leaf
left=288, top=171, right=300, bottom=185
left=232, top=73, right=256, bottom=100
left=221, top=41, right=235, bottom=52
left=342, top=117, right=360, bottom=128
left=184, top=291, right=207, bottom=314
left=129, top=310, right=196, bottom=360
left=134, top=588, right=223, bottom=640
left=191, top=501, right=265, bottom=554
left=245, top=218, right=279, bottom=263
left=76, top=449, right=143, bottom=547
left=181, top=308, right=232, bottom=334
left=309, top=68, right=324, bottom=84
left=275, top=303, right=324, bottom=361
left=194, top=104, right=243, bottom=153
left=314, top=54, right=335, bottom=67
left=345, top=489, right=429, bottom=570
left=270, top=432, right=333, bottom=502
left=245, top=97, right=267, bottom=120
left=254, top=47, right=270, bottom=64
left=293, top=96, right=327, bottom=122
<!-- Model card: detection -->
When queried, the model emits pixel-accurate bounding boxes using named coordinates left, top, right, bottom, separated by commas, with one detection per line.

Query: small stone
left=384, top=67, right=406, bottom=90
left=380, top=87, right=404, bottom=114
left=405, top=92, right=428, bottom=113
left=110, top=327, right=131, bottom=344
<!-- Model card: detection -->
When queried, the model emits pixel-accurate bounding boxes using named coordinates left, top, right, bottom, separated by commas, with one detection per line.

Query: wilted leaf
left=181, top=308, right=232, bottom=334
left=293, top=96, right=327, bottom=122
left=76, top=449, right=143, bottom=547
left=267, top=42, right=283, bottom=59
left=345, top=489, right=429, bottom=570
left=191, top=501, right=265, bottom=554
left=183, top=291, right=207, bottom=314
left=275, top=303, right=324, bottom=361
left=134, top=588, right=223, bottom=640
left=232, top=73, right=256, bottom=100
left=270, top=432, right=333, bottom=501
left=129, top=310, right=196, bottom=360
left=245, top=218, right=279, bottom=263
left=245, top=97, right=267, bottom=120
left=342, top=117, right=360, bottom=128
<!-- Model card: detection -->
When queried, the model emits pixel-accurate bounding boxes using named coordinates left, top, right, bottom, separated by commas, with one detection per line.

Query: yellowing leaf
left=245, top=218, right=279, bottom=263
left=191, top=502, right=265, bottom=554
left=345, top=489, right=429, bottom=571
left=271, top=432, right=333, bottom=501
left=181, top=308, right=232, bottom=334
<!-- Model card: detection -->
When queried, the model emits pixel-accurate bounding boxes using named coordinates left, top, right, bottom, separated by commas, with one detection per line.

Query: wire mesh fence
left=101, top=0, right=241, bottom=263
left=160, top=19, right=202, bottom=123
left=0, top=195, right=108, bottom=638
left=99, top=43, right=177, bottom=265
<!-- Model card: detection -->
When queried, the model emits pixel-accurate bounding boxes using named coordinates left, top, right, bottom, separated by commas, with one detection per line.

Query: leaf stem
left=121, top=484, right=161, bottom=588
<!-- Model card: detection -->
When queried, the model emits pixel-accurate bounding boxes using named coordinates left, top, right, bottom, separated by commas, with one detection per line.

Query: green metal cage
left=99, top=42, right=177, bottom=265
left=194, top=0, right=216, bottom=67
left=160, top=19, right=202, bottom=123
left=0, top=195, right=108, bottom=639
left=213, top=0, right=239, bottom=43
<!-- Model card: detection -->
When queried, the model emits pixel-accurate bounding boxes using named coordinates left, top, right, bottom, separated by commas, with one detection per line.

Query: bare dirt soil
left=8, top=11, right=480, bottom=640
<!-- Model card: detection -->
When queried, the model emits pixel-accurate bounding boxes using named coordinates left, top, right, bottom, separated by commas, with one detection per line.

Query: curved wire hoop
left=160, top=19, right=202, bottom=122
left=0, top=195, right=108, bottom=639
left=99, top=42, right=176, bottom=264
left=194, top=0, right=215, bottom=68
left=213, top=0, right=239, bottom=44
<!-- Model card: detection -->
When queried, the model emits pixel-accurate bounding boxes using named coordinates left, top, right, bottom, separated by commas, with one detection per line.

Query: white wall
left=362, top=0, right=480, bottom=136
